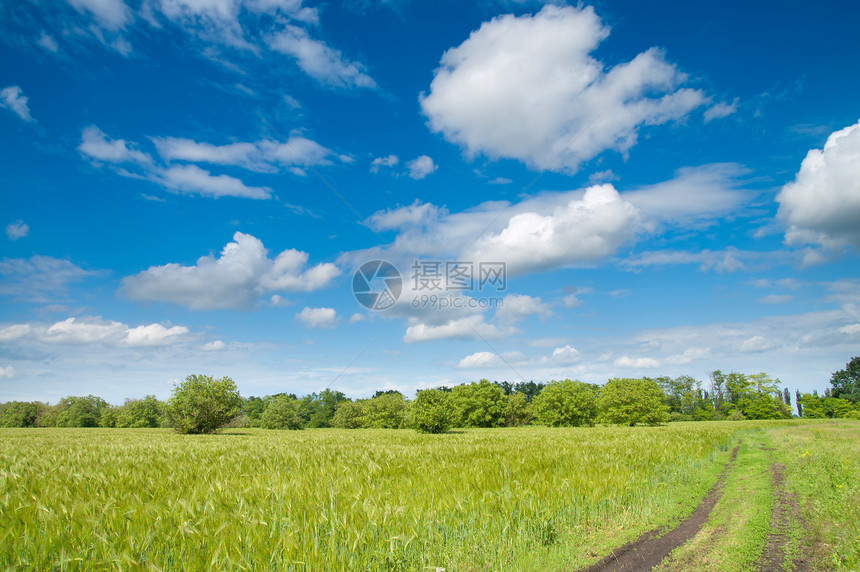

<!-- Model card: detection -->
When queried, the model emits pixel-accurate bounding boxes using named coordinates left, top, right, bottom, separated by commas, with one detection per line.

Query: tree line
left=2, top=357, right=858, bottom=433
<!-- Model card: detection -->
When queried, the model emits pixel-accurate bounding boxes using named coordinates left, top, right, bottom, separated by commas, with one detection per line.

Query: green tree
left=362, top=392, right=408, bottom=428
left=166, top=374, right=242, bottom=434
left=531, top=380, right=597, bottom=427
left=0, top=401, right=46, bottom=427
left=505, top=392, right=532, bottom=426
left=260, top=394, right=304, bottom=430
left=333, top=400, right=367, bottom=429
left=115, top=395, right=164, bottom=428
left=411, top=389, right=454, bottom=434
left=830, top=357, right=860, bottom=403
left=799, top=393, right=826, bottom=418
left=299, top=389, right=348, bottom=428
left=54, top=395, right=111, bottom=427
left=450, top=379, right=508, bottom=428
left=598, top=378, right=668, bottom=426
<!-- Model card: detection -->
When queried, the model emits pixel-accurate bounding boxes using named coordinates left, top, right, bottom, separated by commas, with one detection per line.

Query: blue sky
left=1, top=0, right=859, bottom=404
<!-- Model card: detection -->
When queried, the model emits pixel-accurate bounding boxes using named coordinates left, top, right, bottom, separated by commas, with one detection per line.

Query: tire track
left=577, top=444, right=740, bottom=572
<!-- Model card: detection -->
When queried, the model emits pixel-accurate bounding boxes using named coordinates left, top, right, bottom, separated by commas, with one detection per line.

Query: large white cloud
left=38, top=316, right=189, bottom=346
left=296, top=307, right=338, bottom=328
left=465, top=184, right=641, bottom=275
left=120, top=232, right=339, bottom=310
left=403, top=315, right=518, bottom=344
left=777, top=119, right=860, bottom=251
left=420, top=5, right=706, bottom=172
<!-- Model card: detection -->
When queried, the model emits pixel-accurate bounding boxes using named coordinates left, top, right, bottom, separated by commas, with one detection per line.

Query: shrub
left=531, top=380, right=597, bottom=427
left=166, top=375, right=242, bottom=434
left=411, top=389, right=454, bottom=434
left=450, top=380, right=507, bottom=428
left=260, top=394, right=304, bottom=430
left=598, top=378, right=668, bottom=426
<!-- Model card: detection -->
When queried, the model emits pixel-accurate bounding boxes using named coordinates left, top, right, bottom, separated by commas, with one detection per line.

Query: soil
left=759, top=463, right=807, bottom=572
left=578, top=445, right=740, bottom=572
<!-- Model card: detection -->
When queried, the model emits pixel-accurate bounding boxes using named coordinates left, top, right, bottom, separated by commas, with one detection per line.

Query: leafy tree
left=333, top=400, right=366, bottom=429
left=411, top=389, right=454, bottom=433
left=598, top=378, right=668, bottom=426
left=166, top=374, right=243, bottom=434
left=513, top=381, right=546, bottom=402
left=505, top=392, right=532, bottom=426
left=54, top=395, right=111, bottom=427
left=0, top=401, right=46, bottom=427
left=299, top=389, right=348, bottom=428
left=830, top=357, right=860, bottom=403
left=799, top=393, right=826, bottom=418
left=362, top=392, right=408, bottom=428
left=260, top=394, right=304, bottom=430
left=450, top=379, right=508, bottom=428
left=531, top=380, right=597, bottom=427
left=115, top=395, right=164, bottom=428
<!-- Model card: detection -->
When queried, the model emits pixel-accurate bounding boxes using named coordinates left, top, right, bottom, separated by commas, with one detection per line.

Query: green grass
left=0, top=424, right=745, bottom=571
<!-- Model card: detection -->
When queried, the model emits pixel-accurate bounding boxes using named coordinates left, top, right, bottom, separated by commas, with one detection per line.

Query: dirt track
left=578, top=446, right=739, bottom=572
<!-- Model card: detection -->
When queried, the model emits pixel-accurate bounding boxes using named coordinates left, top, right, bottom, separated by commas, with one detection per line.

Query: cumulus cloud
left=465, top=184, right=641, bottom=275
left=370, top=154, right=398, bottom=173
left=366, top=200, right=446, bottom=232
left=120, top=232, right=339, bottom=310
left=1, top=86, right=35, bottom=122
left=3, top=316, right=189, bottom=346
left=777, top=119, right=860, bottom=251
left=739, top=335, right=776, bottom=353
left=202, top=340, right=226, bottom=351
left=6, top=220, right=29, bottom=241
left=296, top=306, right=338, bottom=328
left=420, top=5, right=706, bottom=172
left=268, top=24, right=376, bottom=89
left=406, top=155, right=437, bottom=179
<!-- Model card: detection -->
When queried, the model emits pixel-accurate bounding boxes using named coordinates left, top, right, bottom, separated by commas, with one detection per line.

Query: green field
left=1, top=421, right=858, bottom=570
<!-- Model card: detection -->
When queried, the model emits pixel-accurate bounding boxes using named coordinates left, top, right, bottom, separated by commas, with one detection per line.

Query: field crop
left=0, top=423, right=760, bottom=570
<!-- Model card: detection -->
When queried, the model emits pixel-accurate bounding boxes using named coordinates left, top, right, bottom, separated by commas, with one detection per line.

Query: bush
left=362, top=393, right=408, bottom=428
left=115, top=395, right=164, bottom=428
left=531, top=380, right=597, bottom=427
left=54, top=395, right=111, bottom=427
left=260, top=394, right=304, bottom=430
left=411, top=389, right=454, bottom=434
left=333, top=400, right=367, bottom=428
left=505, top=392, right=532, bottom=426
left=166, top=374, right=243, bottom=434
left=598, top=378, right=668, bottom=426
left=450, top=379, right=507, bottom=428
left=0, top=401, right=46, bottom=427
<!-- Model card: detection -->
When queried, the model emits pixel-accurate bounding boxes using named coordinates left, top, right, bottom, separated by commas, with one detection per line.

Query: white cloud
left=157, top=164, right=272, bottom=199
left=153, top=138, right=258, bottom=167
left=543, top=345, right=580, bottom=365
left=458, top=351, right=500, bottom=368
left=664, top=347, right=710, bottom=365
left=403, top=315, right=517, bottom=344
left=366, top=200, right=446, bottom=232
left=80, top=126, right=152, bottom=164
left=37, top=32, right=60, bottom=52
left=268, top=24, right=376, bottom=89
left=370, top=154, right=398, bottom=173
left=125, top=323, right=190, bottom=346
left=703, top=98, right=739, bottom=122
left=465, top=184, right=641, bottom=275
left=0, top=366, right=14, bottom=379
left=494, top=294, right=553, bottom=324
left=120, top=231, right=339, bottom=310
left=1, top=86, right=35, bottom=122
left=43, top=316, right=129, bottom=344
left=406, top=155, right=437, bottom=180
left=777, top=119, right=860, bottom=251
left=740, top=335, right=776, bottom=353
left=420, top=5, right=706, bottom=172
left=297, top=306, right=337, bottom=328
left=0, top=324, right=33, bottom=342
left=67, top=0, right=133, bottom=31
left=613, top=356, right=660, bottom=369
left=621, top=247, right=780, bottom=273
left=202, top=340, right=226, bottom=351
left=0, top=255, right=98, bottom=302
left=6, top=220, right=29, bottom=241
